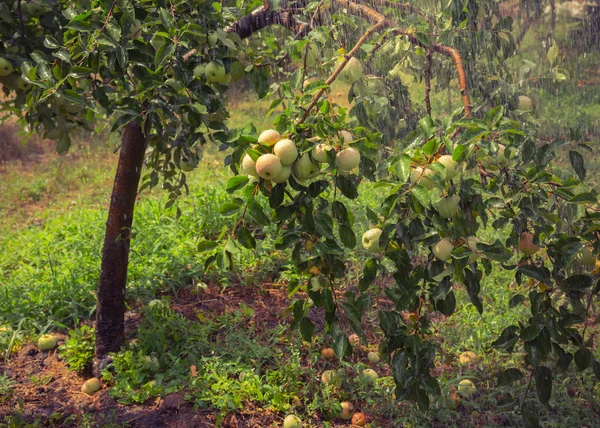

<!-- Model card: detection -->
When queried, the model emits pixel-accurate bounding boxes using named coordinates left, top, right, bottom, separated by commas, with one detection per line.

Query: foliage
left=58, top=325, right=95, bottom=373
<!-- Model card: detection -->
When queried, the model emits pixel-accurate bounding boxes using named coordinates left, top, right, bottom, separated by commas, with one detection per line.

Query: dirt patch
left=0, top=124, right=48, bottom=164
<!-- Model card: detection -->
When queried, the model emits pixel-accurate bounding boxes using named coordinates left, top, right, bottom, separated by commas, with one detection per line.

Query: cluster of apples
left=240, top=129, right=361, bottom=185
left=12, top=0, right=48, bottom=18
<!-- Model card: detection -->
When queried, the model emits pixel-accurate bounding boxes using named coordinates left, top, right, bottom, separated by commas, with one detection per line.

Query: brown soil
left=0, top=124, right=48, bottom=164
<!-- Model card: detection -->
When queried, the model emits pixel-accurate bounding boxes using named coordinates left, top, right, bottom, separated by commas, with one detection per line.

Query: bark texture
left=94, top=121, right=146, bottom=372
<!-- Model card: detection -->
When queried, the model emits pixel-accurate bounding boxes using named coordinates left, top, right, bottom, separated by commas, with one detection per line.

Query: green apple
left=518, top=95, right=532, bottom=112
left=81, top=377, right=101, bottom=395
left=311, top=143, right=332, bottom=163
left=255, top=153, right=282, bottom=180
left=193, top=64, right=205, bottom=78
left=496, top=144, right=509, bottom=167
left=367, top=351, right=380, bottom=363
left=0, top=58, right=14, bottom=77
left=436, top=155, right=458, bottom=180
left=17, top=77, right=32, bottom=92
left=466, top=236, right=480, bottom=263
left=362, top=228, right=383, bottom=253
left=258, top=129, right=281, bottom=146
left=274, top=139, right=298, bottom=165
left=207, top=32, right=218, bottom=47
left=518, top=232, right=539, bottom=256
left=240, top=154, right=258, bottom=178
left=204, top=61, right=225, bottom=83
left=283, top=414, right=302, bottom=428
left=581, top=245, right=597, bottom=267
left=336, top=147, right=360, bottom=171
left=213, top=73, right=231, bottom=85
left=321, top=370, right=342, bottom=387
left=54, top=93, right=85, bottom=114
left=148, top=299, right=162, bottom=308
left=338, top=57, right=362, bottom=84
left=37, top=334, right=57, bottom=351
left=362, top=368, right=378, bottom=381
left=293, top=153, right=319, bottom=180
left=340, top=130, right=354, bottom=144
left=272, top=165, right=291, bottom=183
left=434, top=195, right=460, bottom=219
left=457, top=379, right=476, bottom=398
left=339, top=401, right=355, bottom=420
left=432, top=238, right=454, bottom=262
left=410, top=166, right=435, bottom=189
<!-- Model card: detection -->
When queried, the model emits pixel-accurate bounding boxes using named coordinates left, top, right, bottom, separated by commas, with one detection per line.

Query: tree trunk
left=93, top=121, right=147, bottom=375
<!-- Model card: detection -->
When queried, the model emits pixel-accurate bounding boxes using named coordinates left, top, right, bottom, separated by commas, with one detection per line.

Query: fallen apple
left=339, top=401, right=355, bottom=420
left=367, top=351, right=380, bottom=363
left=274, top=139, right=298, bottom=165
left=458, top=351, right=478, bottom=365
left=81, top=377, right=101, bottom=395
left=321, top=370, right=342, bottom=387
left=255, top=154, right=282, bottom=180
left=457, top=379, right=476, bottom=398
left=321, top=347, right=335, bottom=359
left=362, top=368, right=378, bottom=381
left=37, top=334, right=57, bottom=351
left=283, top=414, right=302, bottom=428
left=348, top=333, right=360, bottom=346
left=351, top=412, right=367, bottom=426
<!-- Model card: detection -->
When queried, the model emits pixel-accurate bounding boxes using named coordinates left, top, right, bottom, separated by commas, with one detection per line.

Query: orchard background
left=1, top=0, right=600, bottom=426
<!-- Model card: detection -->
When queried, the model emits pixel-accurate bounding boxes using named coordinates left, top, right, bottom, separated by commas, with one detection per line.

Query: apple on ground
left=283, top=414, right=302, bottom=428
left=321, top=370, right=342, bottom=387
left=362, top=368, right=378, bottom=381
left=240, top=154, right=258, bottom=178
left=336, top=147, right=360, bottom=171
left=321, top=347, right=335, bottom=359
left=258, top=129, right=281, bottom=146
left=348, top=333, right=360, bottom=346
left=458, top=351, right=478, bottom=365
left=433, top=238, right=454, bottom=262
left=81, top=377, right=101, bottom=395
left=255, top=154, right=282, bottom=180
left=37, top=334, right=57, bottom=351
left=362, top=228, right=383, bottom=253
left=339, top=401, right=355, bottom=420
left=274, top=139, right=298, bottom=165
left=457, top=379, right=476, bottom=398
left=367, top=351, right=380, bottom=363
left=352, top=412, right=367, bottom=426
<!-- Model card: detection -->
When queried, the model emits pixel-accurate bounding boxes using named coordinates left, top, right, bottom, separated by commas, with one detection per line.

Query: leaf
left=339, top=224, right=356, bottom=249
left=518, top=265, right=551, bottom=284
left=574, top=347, right=592, bottom=370
left=521, top=401, right=540, bottom=428
left=332, top=201, right=349, bottom=223
left=569, top=192, right=597, bottom=204
left=498, top=368, right=523, bottom=386
left=300, top=317, right=314, bottom=342
left=218, top=202, right=241, bottom=216
left=564, top=274, right=592, bottom=290
left=43, top=36, right=60, bottom=49
left=509, top=294, right=526, bottom=308
left=159, top=8, right=176, bottom=32
left=547, top=42, right=558, bottom=66
left=247, top=198, right=270, bottom=226
left=393, top=154, right=412, bottom=182
left=491, top=326, right=519, bottom=352
left=569, top=150, right=586, bottom=181
left=411, top=185, right=431, bottom=208
left=534, top=366, right=552, bottom=405
left=155, top=42, right=175, bottom=69
left=335, top=175, right=358, bottom=199
left=118, top=0, right=136, bottom=23
left=358, top=258, right=378, bottom=292
left=236, top=226, right=256, bottom=249
left=198, top=240, right=218, bottom=252
left=226, top=176, right=249, bottom=193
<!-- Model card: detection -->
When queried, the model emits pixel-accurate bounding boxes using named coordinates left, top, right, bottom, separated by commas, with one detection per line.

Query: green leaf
left=411, top=185, right=431, bottom=208
left=159, top=8, right=176, bottom=32
left=155, top=42, right=175, bottom=69
left=118, top=0, right=136, bottom=23
left=339, top=224, right=356, bottom=249
left=569, top=192, right=597, bottom=204
left=335, top=175, right=358, bottom=199
left=358, top=258, right=378, bottom=292
left=491, top=326, right=519, bottom=352
left=393, top=154, right=412, bottom=182
left=300, top=317, right=314, bottom=341
left=218, top=202, right=241, bottom=216
left=569, top=150, right=585, bottom=181
left=248, top=198, right=270, bottom=226
left=564, top=274, right=592, bottom=290
left=198, top=240, right=218, bottom=252
left=332, top=201, right=349, bottom=224
left=521, top=401, right=540, bottom=428
left=574, top=347, right=592, bottom=370
left=226, top=176, right=249, bottom=193
left=547, top=42, right=558, bottom=66
left=43, top=36, right=61, bottom=49
left=236, top=226, right=256, bottom=249
left=534, top=366, right=552, bottom=405
left=497, top=368, right=523, bottom=386
left=518, top=265, right=551, bottom=284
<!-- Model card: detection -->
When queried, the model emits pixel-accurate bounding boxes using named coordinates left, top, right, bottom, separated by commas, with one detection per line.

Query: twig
left=424, top=48, right=432, bottom=117
left=16, top=0, right=25, bottom=36
left=100, top=0, right=118, bottom=34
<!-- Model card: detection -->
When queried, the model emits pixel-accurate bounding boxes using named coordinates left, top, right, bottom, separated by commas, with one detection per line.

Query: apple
left=336, top=147, right=360, bottom=171
left=432, top=238, right=454, bottom=262
left=352, top=412, right=367, bottom=426
left=0, top=58, right=14, bottom=77
left=213, top=73, right=231, bottom=85
left=338, top=57, right=363, bottom=84
left=362, top=228, right=383, bottom=253
left=348, top=333, right=360, bottom=346
left=518, top=232, right=539, bottom=256
left=434, top=195, right=460, bottom=219
left=466, top=236, right=480, bottom=263
left=367, top=351, right=380, bottom=363
left=436, top=155, right=458, bottom=180
left=272, top=165, right=291, bottom=183
left=17, top=77, right=32, bottom=92
left=518, top=95, right=532, bottom=112
left=362, top=368, right=378, bottom=381
left=37, top=334, right=57, bottom=351
left=27, top=1, right=47, bottom=18
left=311, top=143, right=332, bottom=163
left=204, top=61, right=226, bottom=83
left=321, top=370, right=342, bottom=387
left=81, top=378, right=101, bottom=395
left=5, top=45, right=20, bottom=55
left=457, top=379, right=476, bottom=398
left=257, top=129, right=281, bottom=147
left=193, top=64, right=205, bottom=78
left=339, top=401, right=355, bottom=420
left=283, top=414, right=302, bottom=428
left=255, top=154, right=282, bottom=180
left=207, top=32, right=218, bottom=47
left=340, top=130, right=354, bottom=144
left=274, top=139, right=298, bottom=165
left=240, top=154, right=258, bottom=178
left=581, top=245, right=597, bottom=267
left=410, top=166, right=435, bottom=189
left=321, top=347, right=335, bottom=359
left=448, top=392, right=461, bottom=409
left=293, top=153, right=320, bottom=180
left=459, top=351, right=478, bottom=365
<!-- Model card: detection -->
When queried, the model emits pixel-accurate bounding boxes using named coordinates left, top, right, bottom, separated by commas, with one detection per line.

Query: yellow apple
left=255, top=154, right=282, bottom=180
left=257, top=129, right=281, bottom=146
left=336, top=147, right=361, bottom=171
left=81, top=378, right=101, bottom=395
left=274, top=139, right=298, bottom=165
left=433, top=238, right=454, bottom=262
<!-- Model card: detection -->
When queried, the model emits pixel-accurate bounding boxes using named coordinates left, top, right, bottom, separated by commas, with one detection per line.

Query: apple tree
left=1, top=0, right=598, bottom=423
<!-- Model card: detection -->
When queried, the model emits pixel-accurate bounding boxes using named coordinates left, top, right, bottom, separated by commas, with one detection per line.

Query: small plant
left=59, top=326, right=95, bottom=373
left=0, top=374, right=15, bottom=402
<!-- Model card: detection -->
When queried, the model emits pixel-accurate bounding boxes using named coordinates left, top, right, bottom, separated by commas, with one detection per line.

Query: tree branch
left=424, top=48, right=432, bottom=117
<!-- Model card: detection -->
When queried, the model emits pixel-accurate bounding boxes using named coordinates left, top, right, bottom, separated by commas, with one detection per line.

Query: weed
left=59, top=325, right=95, bottom=373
